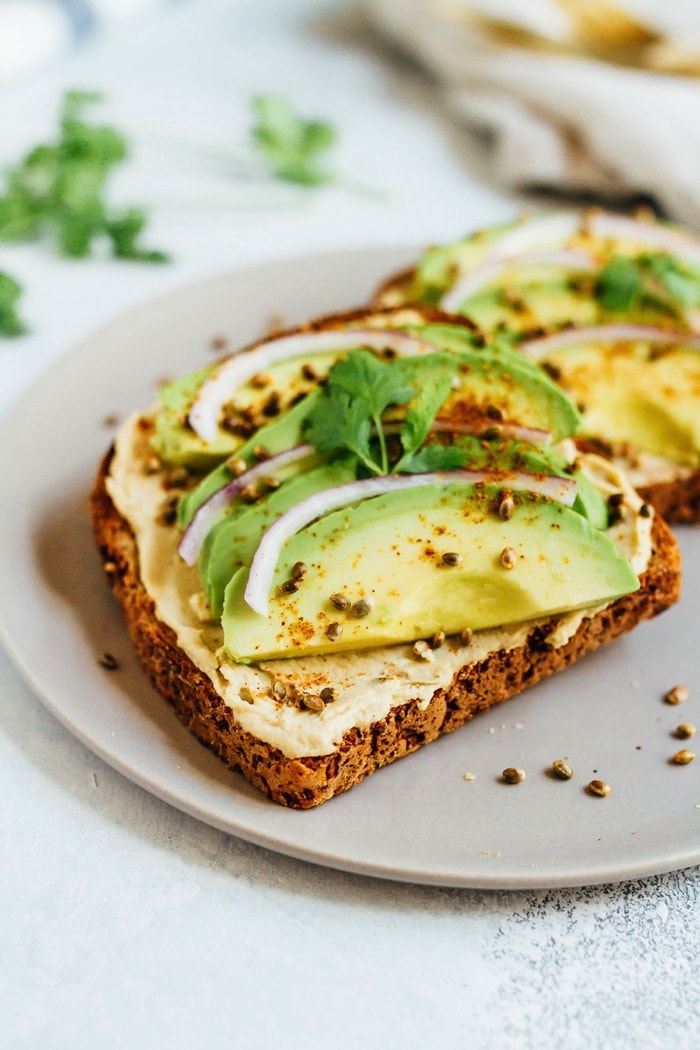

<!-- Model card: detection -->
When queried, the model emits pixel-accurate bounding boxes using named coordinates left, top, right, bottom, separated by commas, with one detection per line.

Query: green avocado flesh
left=201, top=459, right=357, bottom=617
left=536, top=342, right=700, bottom=466
left=221, top=482, right=638, bottom=663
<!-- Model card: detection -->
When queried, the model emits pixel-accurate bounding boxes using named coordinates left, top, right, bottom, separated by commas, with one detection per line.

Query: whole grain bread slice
left=90, top=450, right=682, bottom=809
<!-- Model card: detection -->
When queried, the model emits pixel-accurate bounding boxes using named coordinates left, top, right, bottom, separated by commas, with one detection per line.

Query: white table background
left=1, top=2, right=698, bottom=1047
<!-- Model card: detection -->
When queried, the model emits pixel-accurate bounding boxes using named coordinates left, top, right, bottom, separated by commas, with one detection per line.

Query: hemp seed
left=675, top=723, right=697, bottom=740
left=98, top=652, right=119, bottom=671
left=329, top=592, right=350, bottom=610
left=672, top=749, right=696, bottom=765
left=502, top=767, right=526, bottom=785
left=441, top=551, right=462, bottom=567
left=500, top=546, right=518, bottom=570
left=351, top=597, right=374, bottom=618
left=665, top=684, right=689, bottom=705
left=498, top=495, right=515, bottom=521
left=459, top=627, right=473, bottom=647
left=587, top=779, right=611, bottom=797
left=326, top=622, right=343, bottom=641
left=551, top=758, right=574, bottom=780
left=301, top=693, right=325, bottom=713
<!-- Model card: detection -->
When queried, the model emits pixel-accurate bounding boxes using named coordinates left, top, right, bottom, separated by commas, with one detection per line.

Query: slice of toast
left=90, top=446, right=681, bottom=809
left=372, top=216, right=700, bottom=524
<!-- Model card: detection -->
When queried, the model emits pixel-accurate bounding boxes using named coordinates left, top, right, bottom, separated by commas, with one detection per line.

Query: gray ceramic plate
left=1, top=246, right=698, bottom=889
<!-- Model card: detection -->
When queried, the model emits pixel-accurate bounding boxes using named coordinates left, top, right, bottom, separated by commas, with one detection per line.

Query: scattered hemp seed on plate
left=587, top=779, right=611, bottom=797
left=665, top=684, right=689, bottom=705
left=98, top=652, right=118, bottom=671
left=551, top=758, right=574, bottom=780
left=675, top=723, right=697, bottom=740
left=501, top=767, right=526, bottom=785
left=672, top=749, right=696, bottom=765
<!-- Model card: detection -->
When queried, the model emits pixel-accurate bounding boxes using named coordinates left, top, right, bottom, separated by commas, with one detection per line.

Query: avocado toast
left=373, top=210, right=700, bottom=523
left=91, top=306, right=681, bottom=807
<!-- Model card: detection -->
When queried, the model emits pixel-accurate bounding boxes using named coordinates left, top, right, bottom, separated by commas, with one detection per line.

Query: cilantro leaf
left=596, top=257, right=644, bottom=312
left=395, top=363, right=456, bottom=468
left=304, top=349, right=416, bottom=474
left=305, top=386, right=376, bottom=474
left=396, top=445, right=469, bottom=474
left=251, top=95, right=337, bottom=186
left=304, top=348, right=459, bottom=476
left=0, top=271, right=26, bottom=337
left=0, top=90, right=168, bottom=263
left=645, top=254, right=700, bottom=307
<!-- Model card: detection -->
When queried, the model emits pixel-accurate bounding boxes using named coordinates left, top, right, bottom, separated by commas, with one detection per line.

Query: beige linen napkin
left=367, top=0, right=700, bottom=226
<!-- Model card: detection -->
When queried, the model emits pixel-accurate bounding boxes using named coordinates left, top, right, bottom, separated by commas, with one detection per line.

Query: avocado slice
left=221, top=482, right=638, bottom=662
left=534, top=340, right=700, bottom=466
left=201, top=458, right=357, bottom=617
left=177, top=390, right=323, bottom=526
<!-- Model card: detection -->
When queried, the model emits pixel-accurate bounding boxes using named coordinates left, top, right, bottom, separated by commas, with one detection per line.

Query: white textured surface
left=0, top=1, right=699, bottom=1047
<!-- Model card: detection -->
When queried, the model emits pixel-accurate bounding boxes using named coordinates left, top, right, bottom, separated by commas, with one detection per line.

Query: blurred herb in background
left=251, top=94, right=337, bottom=187
left=0, top=272, right=25, bottom=337
left=0, top=90, right=168, bottom=262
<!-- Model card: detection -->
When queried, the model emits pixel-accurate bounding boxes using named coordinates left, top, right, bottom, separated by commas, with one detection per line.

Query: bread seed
left=552, top=759, right=573, bottom=780
left=665, top=684, right=689, bottom=705
left=441, top=551, right=462, bottom=567
left=272, top=681, right=287, bottom=700
left=672, top=749, right=695, bottom=765
left=460, top=627, right=473, bottom=647
left=675, top=723, right=696, bottom=740
left=502, top=767, right=526, bottom=784
left=320, top=687, right=336, bottom=703
left=431, top=630, right=445, bottom=649
left=587, top=779, right=611, bottom=797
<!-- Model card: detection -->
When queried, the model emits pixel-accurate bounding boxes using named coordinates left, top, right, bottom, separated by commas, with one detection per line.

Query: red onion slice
left=177, top=444, right=314, bottom=566
left=188, top=328, right=444, bottom=442
left=429, top=420, right=552, bottom=445
left=440, top=248, right=597, bottom=312
left=589, top=212, right=700, bottom=265
left=520, top=324, right=700, bottom=360
left=244, top=469, right=577, bottom=616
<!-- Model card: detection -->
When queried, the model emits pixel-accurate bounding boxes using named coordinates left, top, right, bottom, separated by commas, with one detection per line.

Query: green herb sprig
left=0, top=271, right=25, bottom=337
left=304, top=349, right=466, bottom=475
left=251, top=95, right=337, bottom=187
left=596, top=253, right=700, bottom=315
left=0, top=90, right=168, bottom=262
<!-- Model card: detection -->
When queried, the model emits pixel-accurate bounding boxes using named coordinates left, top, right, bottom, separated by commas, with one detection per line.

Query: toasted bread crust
left=90, top=449, right=681, bottom=809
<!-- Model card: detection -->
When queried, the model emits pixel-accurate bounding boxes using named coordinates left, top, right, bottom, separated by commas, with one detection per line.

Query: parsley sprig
left=596, top=253, right=700, bottom=315
left=304, top=349, right=465, bottom=476
left=0, top=90, right=168, bottom=262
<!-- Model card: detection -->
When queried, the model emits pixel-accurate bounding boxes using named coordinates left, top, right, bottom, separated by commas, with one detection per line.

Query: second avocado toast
left=374, top=210, right=700, bottom=523
left=92, top=304, right=681, bottom=806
